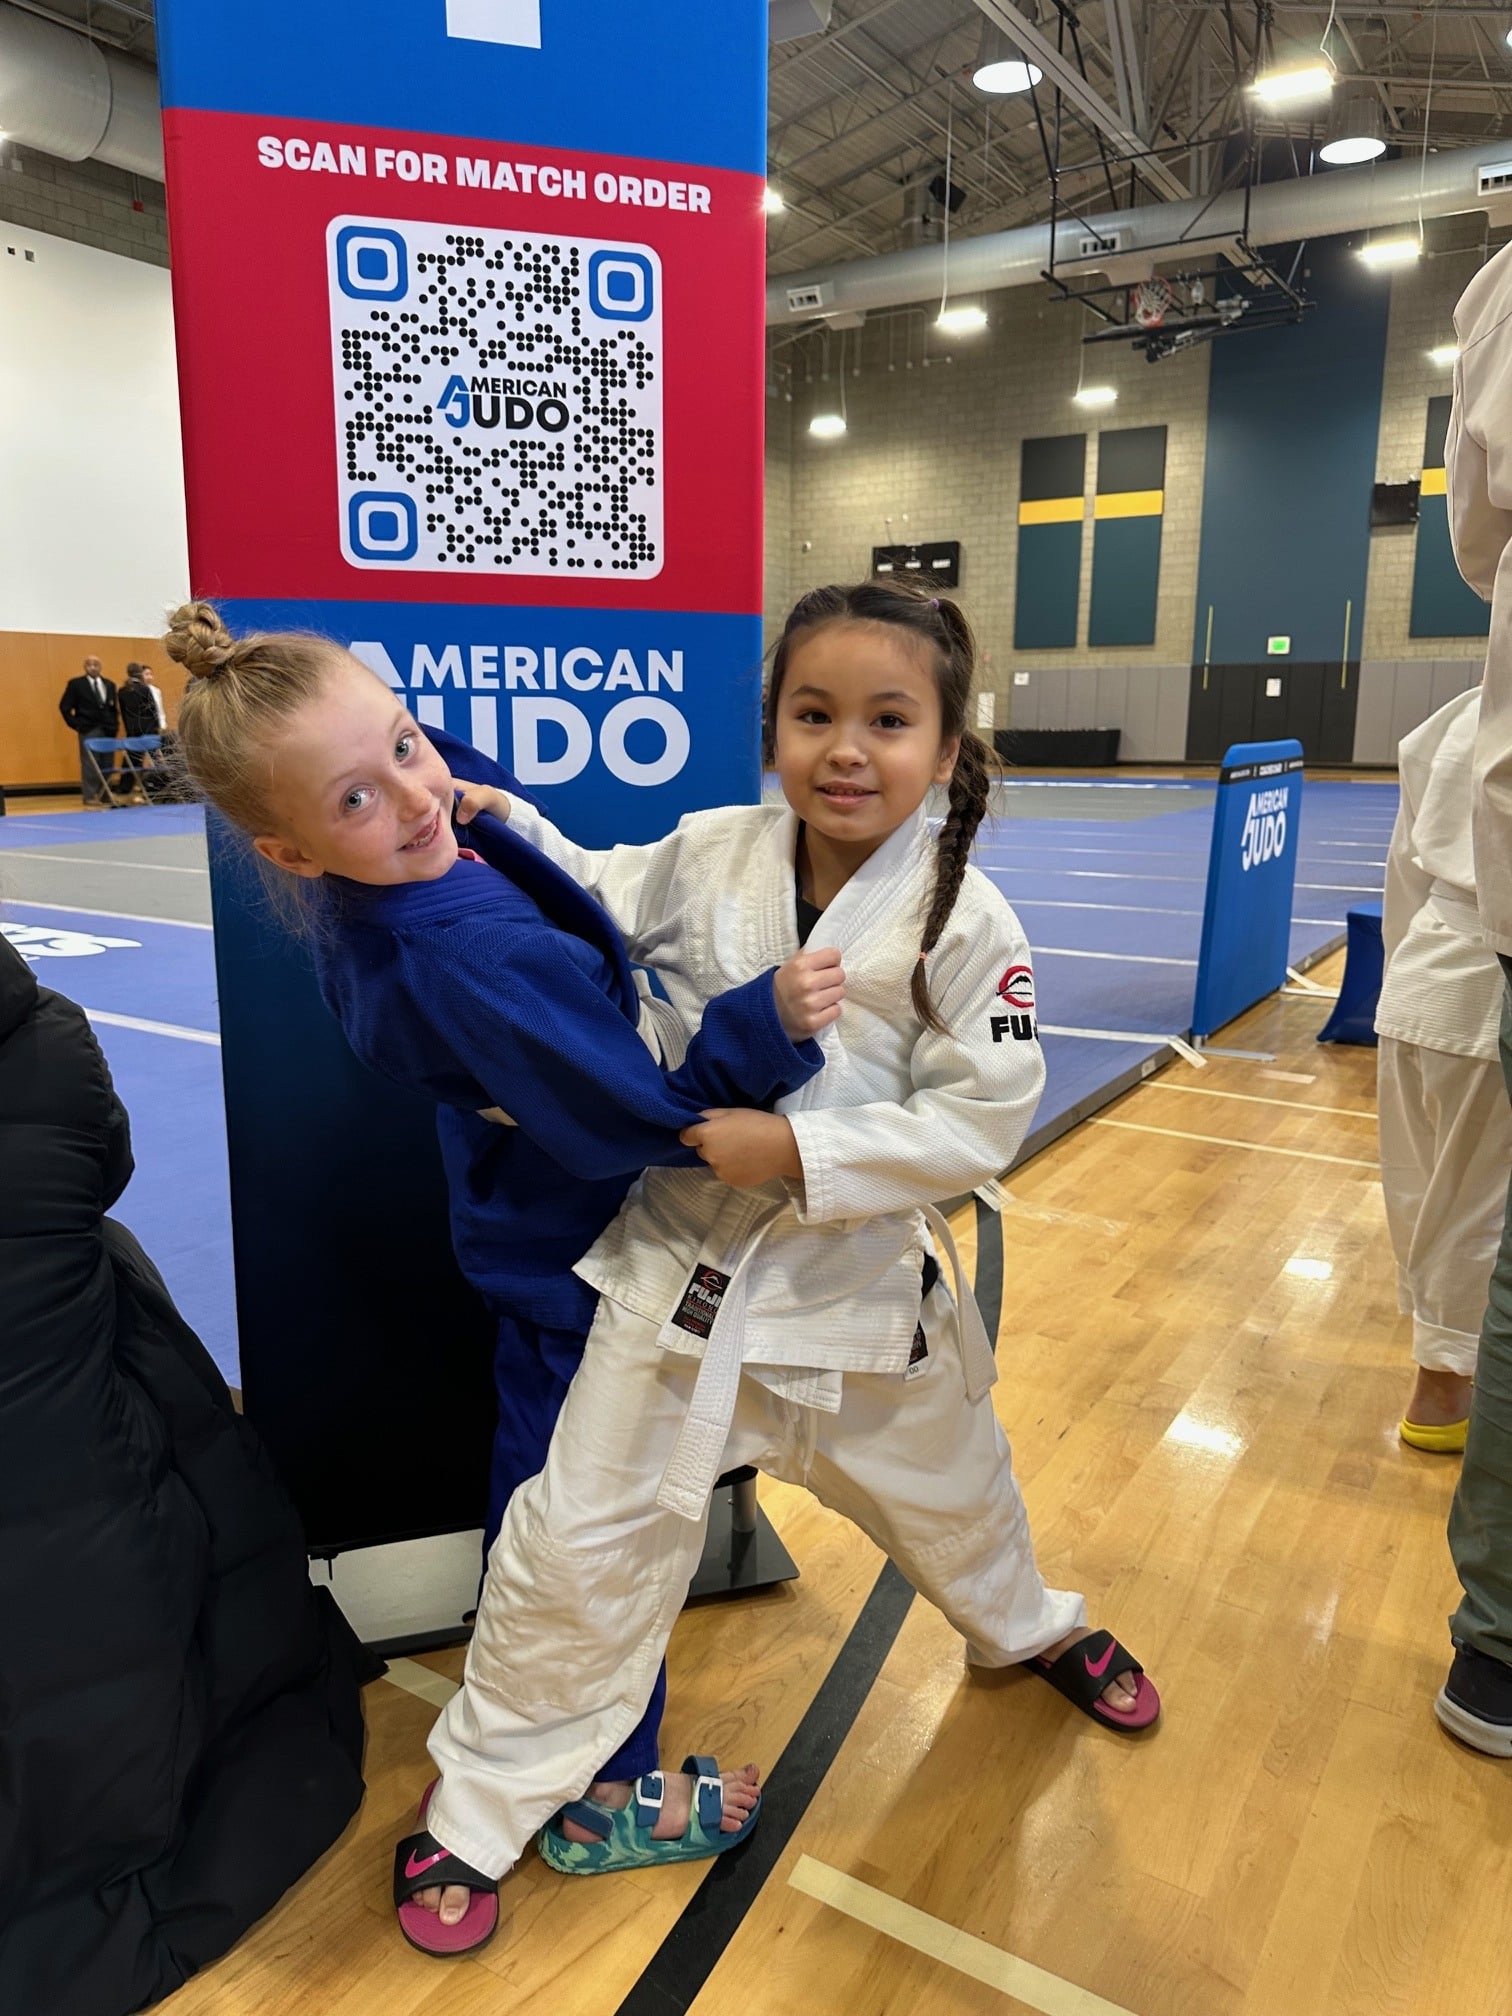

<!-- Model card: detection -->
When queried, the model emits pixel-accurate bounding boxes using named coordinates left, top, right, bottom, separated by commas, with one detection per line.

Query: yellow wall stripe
left=1018, top=496, right=1084, bottom=526
left=1094, top=488, right=1165, bottom=520
left=1421, top=466, right=1447, bottom=497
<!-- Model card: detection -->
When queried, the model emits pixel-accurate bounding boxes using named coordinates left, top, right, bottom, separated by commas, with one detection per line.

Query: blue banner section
left=206, top=818, right=498, bottom=1549
left=1191, top=740, right=1305, bottom=1041
left=221, top=601, right=762, bottom=846
left=156, top=0, right=767, bottom=174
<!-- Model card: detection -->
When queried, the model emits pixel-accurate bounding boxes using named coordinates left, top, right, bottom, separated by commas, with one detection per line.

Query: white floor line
left=12, top=850, right=207, bottom=875
left=986, top=865, right=1379, bottom=893
left=83, top=1007, right=221, bottom=1046
left=1146, top=1081, right=1375, bottom=1119
left=986, top=896, right=1204, bottom=916
left=982, top=895, right=1346, bottom=929
left=3, top=897, right=212, bottom=931
left=1034, top=945, right=1198, bottom=966
left=1039, top=1023, right=1173, bottom=1045
left=978, top=841, right=1385, bottom=869
left=383, top=1657, right=461, bottom=1710
left=788, top=1856, right=1139, bottom=2016
left=1091, top=1117, right=1377, bottom=1168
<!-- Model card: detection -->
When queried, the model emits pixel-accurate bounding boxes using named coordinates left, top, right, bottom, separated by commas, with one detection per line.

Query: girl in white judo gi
left=421, top=578, right=1161, bottom=1911
left=1378, top=684, right=1512, bottom=1453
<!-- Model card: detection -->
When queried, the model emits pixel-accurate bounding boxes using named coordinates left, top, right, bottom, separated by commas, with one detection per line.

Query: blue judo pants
left=485, top=1313, right=666, bottom=1784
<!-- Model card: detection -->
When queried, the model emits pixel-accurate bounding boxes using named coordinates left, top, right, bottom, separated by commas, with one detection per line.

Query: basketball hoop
left=1130, top=277, right=1173, bottom=329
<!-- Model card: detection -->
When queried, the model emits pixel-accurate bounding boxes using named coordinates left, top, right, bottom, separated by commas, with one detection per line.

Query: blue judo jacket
left=311, top=734, right=821, bottom=1334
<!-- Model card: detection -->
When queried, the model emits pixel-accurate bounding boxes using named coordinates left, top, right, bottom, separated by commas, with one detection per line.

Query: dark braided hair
left=765, top=579, right=994, bottom=1033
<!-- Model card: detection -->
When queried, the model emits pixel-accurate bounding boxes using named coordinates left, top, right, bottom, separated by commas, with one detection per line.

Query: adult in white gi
left=420, top=789, right=1153, bottom=1881
left=1378, top=687, right=1511, bottom=1451
left=1431, top=240, right=1512, bottom=1752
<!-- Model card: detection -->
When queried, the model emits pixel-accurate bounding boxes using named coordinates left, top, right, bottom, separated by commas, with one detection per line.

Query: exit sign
left=1267, top=635, right=1291, bottom=656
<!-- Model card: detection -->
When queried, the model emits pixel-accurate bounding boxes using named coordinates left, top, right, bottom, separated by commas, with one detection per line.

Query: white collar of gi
left=780, top=801, right=933, bottom=952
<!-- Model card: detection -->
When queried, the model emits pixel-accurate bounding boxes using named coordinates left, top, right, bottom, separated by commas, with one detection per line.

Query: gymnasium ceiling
left=16, top=0, right=1512, bottom=273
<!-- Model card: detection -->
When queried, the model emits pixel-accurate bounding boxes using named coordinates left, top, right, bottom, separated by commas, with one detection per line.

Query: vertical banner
left=1412, top=395, right=1492, bottom=641
left=1015, top=434, right=1085, bottom=649
left=1191, top=739, right=1304, bottom=1041
left=1089, top=425, right=1165, bottom=647
left=156, top=1, right=768, bottom=1548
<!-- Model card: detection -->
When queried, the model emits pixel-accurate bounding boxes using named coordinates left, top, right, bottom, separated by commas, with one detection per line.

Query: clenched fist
left=772, top=945, right=845, bottom=1042
left=453, top=781, right=512, bottom=825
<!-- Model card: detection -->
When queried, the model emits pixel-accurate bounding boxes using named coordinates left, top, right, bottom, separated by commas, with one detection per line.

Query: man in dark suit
left=58, top=657, right=120, bottom=804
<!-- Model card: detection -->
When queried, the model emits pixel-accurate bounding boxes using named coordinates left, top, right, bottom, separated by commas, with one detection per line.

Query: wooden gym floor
left=163, top=951, right=1511, bottom=2016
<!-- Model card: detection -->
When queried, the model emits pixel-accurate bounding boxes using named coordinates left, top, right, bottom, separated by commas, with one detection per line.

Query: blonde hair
left=163, top=600, right=346, bottom=834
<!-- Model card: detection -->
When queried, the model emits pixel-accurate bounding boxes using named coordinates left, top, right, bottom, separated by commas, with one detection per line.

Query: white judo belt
left=653, top=1202, right=999, bottom=1522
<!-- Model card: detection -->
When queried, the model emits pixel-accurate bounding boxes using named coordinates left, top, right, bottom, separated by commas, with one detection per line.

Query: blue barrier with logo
left=156, top=0, right=767, bottom=1549
left=1191, top=741, right=1305, bottom=1042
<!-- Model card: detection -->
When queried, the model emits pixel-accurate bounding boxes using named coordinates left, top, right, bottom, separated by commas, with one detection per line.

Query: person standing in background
left=119, top=662, right=167, bottom=739
left=58, top=655, right=119, bottom=804
left=1377, top=685, right=1511, bottom=1455
left=1437, top=237, right=1512, bottom=1756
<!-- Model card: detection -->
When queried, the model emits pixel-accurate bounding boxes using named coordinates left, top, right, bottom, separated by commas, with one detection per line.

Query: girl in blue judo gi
left=165, top=601, right=839, bottom=1954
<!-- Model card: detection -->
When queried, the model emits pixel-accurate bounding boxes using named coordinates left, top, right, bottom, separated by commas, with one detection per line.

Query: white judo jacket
left=1378, top=687, right=1503, bottom=1061
left=508, top=798, right=1046, bottom=1410
left=1449, top=244, right=1512, bottom=952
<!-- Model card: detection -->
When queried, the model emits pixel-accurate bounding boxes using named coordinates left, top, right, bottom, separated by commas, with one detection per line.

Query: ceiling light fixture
left=1250, top=60, right=1335, bottom=106
left=763, top=185, right=785, bottom=215
left=1319, top=87, right=1386, bottom=164
left=1073, top=385, right=1118, bottom=408
left=1358, top=233, right=1421, bottom=269
left=972, top=19, right=1042, bottom=95
left=936, top=303, right=988, bottom=335
left=1429, top=343, right=1459, bottom=365
left=808, top=411, right=847, bottom=439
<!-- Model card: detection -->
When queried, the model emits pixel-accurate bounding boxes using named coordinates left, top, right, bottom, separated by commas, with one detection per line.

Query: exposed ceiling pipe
left=0, top=2, right=162, bottom=181
left=768, top=138, right=1512, bottom=322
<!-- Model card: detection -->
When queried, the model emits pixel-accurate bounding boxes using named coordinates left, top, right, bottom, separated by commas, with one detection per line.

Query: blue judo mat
left=0, top=779, right=1398, bottom=1386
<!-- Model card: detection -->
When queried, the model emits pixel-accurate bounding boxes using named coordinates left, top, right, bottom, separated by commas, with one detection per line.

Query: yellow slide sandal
left=1399, top=1417, right=1469, bottom=1454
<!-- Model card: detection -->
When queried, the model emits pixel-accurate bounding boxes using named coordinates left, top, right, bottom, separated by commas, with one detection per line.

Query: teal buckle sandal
left=538, top=1754, right=761, bottom=1876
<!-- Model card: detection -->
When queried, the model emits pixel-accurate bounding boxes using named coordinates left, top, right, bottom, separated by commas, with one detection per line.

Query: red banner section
left=163, top=109, right=764, bottom=614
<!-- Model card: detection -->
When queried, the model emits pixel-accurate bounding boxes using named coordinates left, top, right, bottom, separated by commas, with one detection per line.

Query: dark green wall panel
left=1015, top=523, right=1083, bottom=649
left=1090, top=516, right=1162, bottom=646
left=1410, top=395, right=1490, bottom=640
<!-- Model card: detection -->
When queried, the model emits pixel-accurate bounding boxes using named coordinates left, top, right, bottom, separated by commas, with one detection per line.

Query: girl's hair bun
left=163, top=600, right=239, bottom=682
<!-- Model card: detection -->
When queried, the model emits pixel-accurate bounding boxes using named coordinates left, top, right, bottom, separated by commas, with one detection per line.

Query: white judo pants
left=1378, top=1035, right=1512, bottom=1376
left=424, top=1275, right=1084, bottom=1879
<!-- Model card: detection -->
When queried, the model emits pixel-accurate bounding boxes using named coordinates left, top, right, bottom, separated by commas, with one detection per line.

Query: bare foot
left=560, top=1762, right=761, bottom=1845
left=1406, top=1368, right=1473, bottom=1428
left=1040, top=1626, right=1139, bottom=1712
left=411, top=1878, right=476, bottom=1928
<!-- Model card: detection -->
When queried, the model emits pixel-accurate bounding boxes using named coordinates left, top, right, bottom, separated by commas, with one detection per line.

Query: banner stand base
left=312, top=1531, right=482, bottom=1659
left=313, top=1487, right=800, bottom=1655
left=688, top=1483, right=799, bottom=1603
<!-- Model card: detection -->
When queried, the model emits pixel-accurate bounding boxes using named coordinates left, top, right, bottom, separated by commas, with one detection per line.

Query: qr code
left=328, top=215, right=662, bottom=577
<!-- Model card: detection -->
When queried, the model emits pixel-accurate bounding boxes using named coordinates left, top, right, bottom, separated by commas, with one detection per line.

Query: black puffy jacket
left=0, top=937, right=369, bottom=2015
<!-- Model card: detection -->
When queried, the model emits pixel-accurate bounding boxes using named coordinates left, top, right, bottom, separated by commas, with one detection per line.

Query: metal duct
left=0, top=4, right=162, bottom=181
left=768, top=140, right=1512, bottom=323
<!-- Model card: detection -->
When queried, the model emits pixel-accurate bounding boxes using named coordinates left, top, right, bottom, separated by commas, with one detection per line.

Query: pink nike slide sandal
left=1027, top=1630, right=1161, bottom=1732
left=393, top=1780, right=500, bottom=1958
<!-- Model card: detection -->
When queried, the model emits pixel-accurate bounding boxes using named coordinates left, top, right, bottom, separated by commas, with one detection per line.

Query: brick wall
left=768, top=287, right=1210, bottom=720
left=0, top=142, right=168, bottom=269
left=765, top=244, right=1505, bottom=720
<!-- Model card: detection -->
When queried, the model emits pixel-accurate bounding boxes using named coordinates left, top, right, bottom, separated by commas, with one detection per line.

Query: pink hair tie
left=929, top=597, right=940, bottom=609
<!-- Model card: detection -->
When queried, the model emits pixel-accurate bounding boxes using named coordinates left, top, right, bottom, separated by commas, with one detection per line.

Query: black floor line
left=615, top=1196, right=1007, bottom=2014
left=613, top=1560, right=916, bottom=2016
